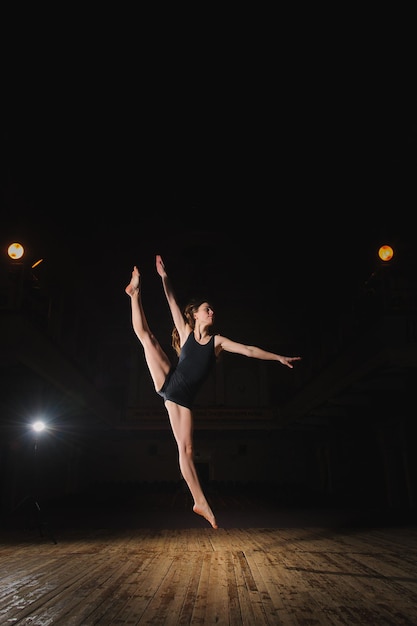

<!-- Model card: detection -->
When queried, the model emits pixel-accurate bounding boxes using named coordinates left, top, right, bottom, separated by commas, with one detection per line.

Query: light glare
left=32, top=420, right=46, bottom=433
left=8, top=242, right=25, bottom=260
left=378, top=245, right=394, bottom=262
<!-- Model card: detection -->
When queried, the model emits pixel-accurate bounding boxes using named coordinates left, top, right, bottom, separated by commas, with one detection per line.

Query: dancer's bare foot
left=193, top=504, right=218, bottom=529
left=125, top=266, right=140, bottom=296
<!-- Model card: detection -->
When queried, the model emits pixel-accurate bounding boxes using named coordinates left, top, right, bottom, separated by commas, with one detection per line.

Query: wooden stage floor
left=1, top=490, right=417, bottom=624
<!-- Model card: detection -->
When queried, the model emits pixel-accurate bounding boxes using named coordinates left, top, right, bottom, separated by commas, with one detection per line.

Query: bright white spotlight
left=32, top=420, right=46, bottom=433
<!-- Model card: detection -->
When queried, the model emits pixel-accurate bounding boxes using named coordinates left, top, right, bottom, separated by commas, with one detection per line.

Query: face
left=195, top=302, right=215, bottom=325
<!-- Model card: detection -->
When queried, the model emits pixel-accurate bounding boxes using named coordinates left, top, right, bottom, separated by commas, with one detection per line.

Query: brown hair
left=171, top=299, right=213, bottom=356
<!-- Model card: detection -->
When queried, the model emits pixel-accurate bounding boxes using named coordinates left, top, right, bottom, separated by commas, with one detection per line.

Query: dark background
left=1, top=18, right=416, bottom=528
left=3, top=24, right=415, bottom=306
left=4, top=91, right=414, bottom=319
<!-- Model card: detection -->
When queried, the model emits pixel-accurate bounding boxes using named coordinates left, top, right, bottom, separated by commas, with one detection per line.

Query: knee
left=178, top=441, right=194, bottom=458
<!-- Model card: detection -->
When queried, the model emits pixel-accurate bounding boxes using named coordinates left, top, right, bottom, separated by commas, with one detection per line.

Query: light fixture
left=32, top=420, right=46, bottom=433
left=7, top=242, right=25, bottom=260
left=378, top=245, right=394, bottom=262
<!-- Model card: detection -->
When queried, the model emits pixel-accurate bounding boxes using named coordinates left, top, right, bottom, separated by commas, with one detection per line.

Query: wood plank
left=1, top=526, right=417, bottom=625
left=251, top=548, right=341, bottom=625
left=176, top=553, right=205, bottom=625
left=188, top=551, right=212, bottom=625
left=104, top=551, right=178, bottom=624
left=261, top=528, right=417, bottom=625
left=233, top=550, right=273, bottom=625
left=53, top=553, right=158, bottom=625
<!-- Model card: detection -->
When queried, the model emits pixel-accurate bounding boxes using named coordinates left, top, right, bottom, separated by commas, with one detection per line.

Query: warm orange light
left=378, top=245, right=394, bottom=262
left=7, top=242, right=25, bottom=260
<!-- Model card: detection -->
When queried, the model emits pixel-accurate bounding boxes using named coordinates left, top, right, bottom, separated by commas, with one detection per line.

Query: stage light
left=32, top=420, right=46, bottom=433
left=8, top=242, right=25, bottom=260
left=17, top=418, right=57, bottom=543
left=378, top=245, right=394, bottom=262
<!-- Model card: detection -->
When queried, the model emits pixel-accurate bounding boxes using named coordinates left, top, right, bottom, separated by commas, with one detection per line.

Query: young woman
left=125, top=255, right=301, bottom=529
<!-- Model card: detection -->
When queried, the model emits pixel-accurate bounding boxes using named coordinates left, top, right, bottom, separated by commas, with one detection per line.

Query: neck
left=194, top=324, right=209, bottom=340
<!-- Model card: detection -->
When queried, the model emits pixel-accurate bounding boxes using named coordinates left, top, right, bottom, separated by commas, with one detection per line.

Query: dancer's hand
left=278, top=355, right=302, bottom=369
left=156, top=255, right=167, bottom=278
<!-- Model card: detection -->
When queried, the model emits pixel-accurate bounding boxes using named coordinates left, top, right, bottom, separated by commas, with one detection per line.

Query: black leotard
left=158, top=332, right=216, bottom=409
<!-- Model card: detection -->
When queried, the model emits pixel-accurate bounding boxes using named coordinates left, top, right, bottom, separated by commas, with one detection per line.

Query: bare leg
left=125, top=266, right=171, bottom=392
left=166, top=401, right=218, bottom=529
left=126, top=267, right=217, bottom=529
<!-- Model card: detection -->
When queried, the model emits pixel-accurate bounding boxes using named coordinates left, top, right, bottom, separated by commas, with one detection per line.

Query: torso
left=157, top=332, right=216, bottom=409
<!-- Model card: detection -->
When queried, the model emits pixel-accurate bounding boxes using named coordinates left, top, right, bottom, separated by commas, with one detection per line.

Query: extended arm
left=216, top=335, right=302, bottom=369
left=156, top=255, right=189, bottom=341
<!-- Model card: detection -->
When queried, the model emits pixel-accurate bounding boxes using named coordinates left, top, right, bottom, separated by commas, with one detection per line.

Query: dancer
left=125, top=255, right=301, bottom=529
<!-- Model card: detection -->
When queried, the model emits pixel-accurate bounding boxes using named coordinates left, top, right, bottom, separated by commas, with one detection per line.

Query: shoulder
left=213, top=334, right=223, bottom=346
left=214, top=334, right=248, bottom=357
left=213, top=334, right=231, bottom=352
left=213, top=334, right=224, bottom=358
left=214, top=334, right=234, bottom=346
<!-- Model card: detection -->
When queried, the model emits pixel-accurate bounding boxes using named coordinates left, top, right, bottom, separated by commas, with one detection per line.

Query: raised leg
left=125, top=266, right=171, bottom=392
